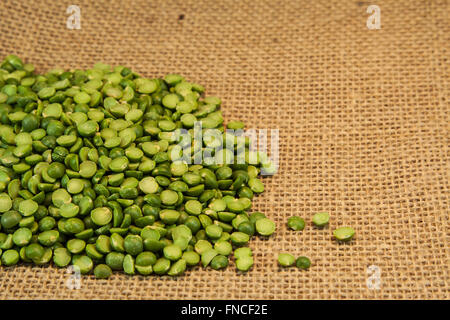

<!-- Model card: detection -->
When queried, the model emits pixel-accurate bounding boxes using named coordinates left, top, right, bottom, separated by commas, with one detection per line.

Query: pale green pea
left=1, top=249, right=20, bottom=266
left=153, top=257, right=171, bottom=275
left=163, top=244, right=182, bottom=261
left=91, top=207, right=112, bottom=226
left=201, top=248, right=218, bottom=267
left=234, top=247, right=253, bottom=259
left=138, top=177, right=159, bottom=194
left=52, top=189, right=72, bottom=208
left=214, top=240, right=232, bottom=256
left=248, top=178, right=264, bottom=193
left=59, top=203, right=80, bottom=218
left=235, top=256, right=253, bottom=272
left=123, top=254, right=135, bottom=275
left=287, top=216, right=305, bottom=231
left=312, top=212, right=330, bottom=227
left=94, top=264, right=113, bottom=279
left=278, top=253, right=295, bottom=267
left=167, top=259, right=186, bottom=276
left=182, top=251, right=200, bottom=266
left=67, top=179, right=84, bottom=194
left=12, top=228, right=32, bottom=246
left=67, top=238, right=86, bottom=254
left=255, top=218, right=276, bottom=236
left=210, top=255, right=228, bottom=270
left=72, top=255, right=93, bottom=274
left=18, top=199, right=38, bottom=216
left=0, top=193, right=13, bottom=212
left=184, top=200, right=202, bottom=215
left=333, top=227, right=355, bottom=241
left=79, top=161, right=97, bottom=178
left=194, top=240, right=213, bottom=255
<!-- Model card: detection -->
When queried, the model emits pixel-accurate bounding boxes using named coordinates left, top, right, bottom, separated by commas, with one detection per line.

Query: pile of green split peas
left=0, top=55, right=277, bottom=278
left=278, top=213, right=355, bottom=268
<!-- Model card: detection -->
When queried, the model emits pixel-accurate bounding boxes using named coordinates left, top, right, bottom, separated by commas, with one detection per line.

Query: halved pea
left=52, top=189, right=72, bottom=208
left=312, top=212, right=330, bottom=227
left=18, top=199, right=38, bottom=216
left=67, top=179, right=84, bottom=194
left=185, top=200, right=202, bottom=215
left=333, top=227, right=355, bottom=242
left=138, top=177, right=159, bottom=194
left=91, top=207, right=113, bottom=226
left=79, top=161, right=97, bottom=178
left=109, top=156, right=129, bottom=172
left=59, top=203, right=80, bottom=218
left=0, top=193, right=13, bottom=212
left=255, top=218, right=276, bottom=236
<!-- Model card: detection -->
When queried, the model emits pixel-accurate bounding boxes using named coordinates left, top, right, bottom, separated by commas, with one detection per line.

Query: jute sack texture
left=0, top=0, right=448, bottom=299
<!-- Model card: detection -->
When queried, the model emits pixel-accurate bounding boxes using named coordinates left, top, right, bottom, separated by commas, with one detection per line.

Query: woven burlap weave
left=0, top=0, right=448, bottom=300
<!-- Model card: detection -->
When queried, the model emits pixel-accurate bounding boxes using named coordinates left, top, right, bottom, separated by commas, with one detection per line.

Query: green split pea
left=0, top=55, right=277, bottom=278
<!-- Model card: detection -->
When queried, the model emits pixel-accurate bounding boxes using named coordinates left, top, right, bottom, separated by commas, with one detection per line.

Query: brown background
left=0, top=0, right=448, bottom=299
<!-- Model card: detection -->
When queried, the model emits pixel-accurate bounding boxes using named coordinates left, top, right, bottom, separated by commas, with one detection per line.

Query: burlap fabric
left=0, top=0, right=448, bottom=300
